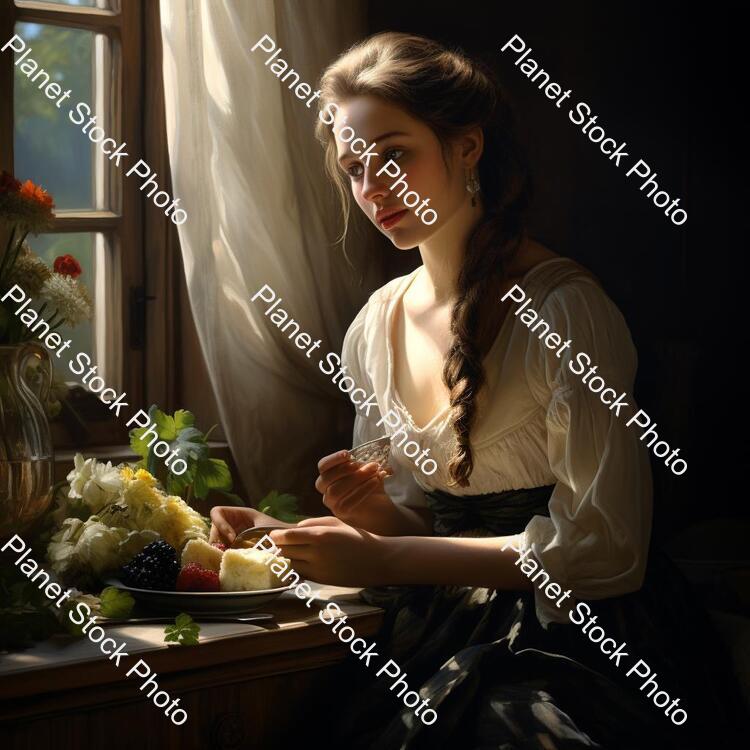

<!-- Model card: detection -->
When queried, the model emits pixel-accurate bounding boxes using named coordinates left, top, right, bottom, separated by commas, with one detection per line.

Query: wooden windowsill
left=54, top=442, right=230, bottom=464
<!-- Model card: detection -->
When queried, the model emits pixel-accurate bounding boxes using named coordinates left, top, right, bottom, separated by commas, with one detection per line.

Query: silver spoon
left=231, top=524, right=291, bottom=548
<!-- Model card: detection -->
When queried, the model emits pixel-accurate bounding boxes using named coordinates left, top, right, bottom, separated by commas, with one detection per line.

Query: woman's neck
left=416, top=198, right=482, bottom=305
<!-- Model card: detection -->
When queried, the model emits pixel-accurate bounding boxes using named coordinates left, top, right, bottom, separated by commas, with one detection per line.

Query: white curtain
left=159, top=0, right=379, bottom=508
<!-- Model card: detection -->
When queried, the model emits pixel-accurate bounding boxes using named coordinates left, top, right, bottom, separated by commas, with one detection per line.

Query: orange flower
left=20, top=179, right=55, bottom=211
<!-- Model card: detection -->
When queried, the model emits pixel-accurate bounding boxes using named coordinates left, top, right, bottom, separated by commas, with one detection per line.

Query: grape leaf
left=258, top=490, right=302, bottom=523
left=173, top=410, right=195, bottom=432
left=164, top=612, right=200, bottom=646
left=129, top=425, right=151, bottom=462
left=214, top=490, right=246, bottom=507
left=171, top=427, right=209, bottom=463
left=192, top=458, right=233, bottom=500
left=99, top=586, right=134, bottom=619
left=152, top=408, right=177, bottom=441
left=166, top=470, right=192, bottom=498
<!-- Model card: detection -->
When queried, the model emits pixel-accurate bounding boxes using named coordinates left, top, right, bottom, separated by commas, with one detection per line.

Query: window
left=1, top=0, right=148, bottom=444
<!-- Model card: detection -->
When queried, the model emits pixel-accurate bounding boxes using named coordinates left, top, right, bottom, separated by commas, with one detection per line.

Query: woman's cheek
left=407, top=160, right=447, bottom=211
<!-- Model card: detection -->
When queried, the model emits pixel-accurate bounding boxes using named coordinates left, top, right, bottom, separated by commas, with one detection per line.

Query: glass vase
left=0, top=343, right=54, bottom=537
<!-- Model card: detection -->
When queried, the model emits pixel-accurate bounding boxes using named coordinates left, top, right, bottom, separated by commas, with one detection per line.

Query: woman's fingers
left=324, top=474, right=381, bottom=515
left=210, top=506, right=241, bottom=544
left=296, top=516, right=342, bottom=528
left=317, top=450, right=352, bottom=474
left=324, top=465, right=380, bottom=503
left=209, top=506, right=262, bottom=544
left=271, top=527, right=325, bottom=545
left=316, top=459, right=379, bottom=494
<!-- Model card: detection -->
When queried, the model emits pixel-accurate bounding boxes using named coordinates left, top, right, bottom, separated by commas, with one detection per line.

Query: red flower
left=20, top=179, right=55, bottom=211
left=0, top=171, right=21, bottom=194
left=54, top=254, right=82, bottom=279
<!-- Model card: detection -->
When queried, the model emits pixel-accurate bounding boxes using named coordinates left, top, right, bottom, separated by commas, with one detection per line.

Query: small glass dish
left=349, top=435, right=391, bottom=470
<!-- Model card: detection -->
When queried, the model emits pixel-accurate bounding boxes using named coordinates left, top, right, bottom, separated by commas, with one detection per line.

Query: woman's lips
left=378, top=209, right=408, bottom=230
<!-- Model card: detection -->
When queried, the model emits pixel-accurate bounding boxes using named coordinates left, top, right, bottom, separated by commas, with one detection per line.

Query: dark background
left=366, top=1, right=740, bottom=545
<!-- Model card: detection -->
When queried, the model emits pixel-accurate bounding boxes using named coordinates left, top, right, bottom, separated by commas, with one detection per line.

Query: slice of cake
left=219, top=548, right=289, bottom=591
left=181, top=538, right=223, bottom=573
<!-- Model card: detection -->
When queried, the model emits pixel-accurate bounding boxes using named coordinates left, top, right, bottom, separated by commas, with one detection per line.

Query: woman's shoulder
left=514, top=254, right=637, bottom=380
left=508, top=241, right=615, bottom=317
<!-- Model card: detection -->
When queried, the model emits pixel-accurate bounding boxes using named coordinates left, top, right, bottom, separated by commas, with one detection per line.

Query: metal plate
left=102, top=577, right=292, bottom=615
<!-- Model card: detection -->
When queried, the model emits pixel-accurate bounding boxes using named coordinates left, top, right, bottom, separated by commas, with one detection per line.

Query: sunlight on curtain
left=159, top=0, right=376, bottom=507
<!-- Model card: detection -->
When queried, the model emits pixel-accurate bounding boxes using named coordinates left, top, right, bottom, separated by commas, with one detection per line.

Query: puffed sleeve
left=519, top=279, right=652, bottom=626
left=341, top=301, right=428, bottom=510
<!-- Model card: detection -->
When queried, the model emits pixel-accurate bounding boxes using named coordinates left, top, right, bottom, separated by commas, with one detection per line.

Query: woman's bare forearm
left=338, top=495, right=433, bottom=536
left=380, top=533, right=535, bottom=590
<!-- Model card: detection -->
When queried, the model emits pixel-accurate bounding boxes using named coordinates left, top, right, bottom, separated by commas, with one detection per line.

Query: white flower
left=40, top=272, right=92, bottom=326
left=7, top=242, right=51, bottom=296
left=66, top=454, right=123, bottom=513
left=47, top=517, right=86, bottom=578
left=47, top=516, right=159, bottom=578
left=76, top=522, right=158, bottom=575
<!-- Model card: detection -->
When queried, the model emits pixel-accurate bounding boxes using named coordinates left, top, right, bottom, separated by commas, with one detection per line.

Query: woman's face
left=332, top=96, right=470, bottom=249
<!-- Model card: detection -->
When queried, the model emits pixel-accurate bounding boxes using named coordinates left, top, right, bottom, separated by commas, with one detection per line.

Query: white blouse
left=341, top=257, right=652, bottom=625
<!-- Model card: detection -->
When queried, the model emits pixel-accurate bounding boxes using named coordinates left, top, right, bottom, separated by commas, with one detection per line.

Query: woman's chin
left=384, top=228, right=426, bottom=250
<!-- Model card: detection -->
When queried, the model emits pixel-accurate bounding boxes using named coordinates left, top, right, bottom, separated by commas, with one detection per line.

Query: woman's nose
left=361, top=167, right=390, bottom=203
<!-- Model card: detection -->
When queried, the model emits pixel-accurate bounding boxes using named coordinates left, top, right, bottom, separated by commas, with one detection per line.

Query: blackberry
left=119, top=540, right=180, bottom=591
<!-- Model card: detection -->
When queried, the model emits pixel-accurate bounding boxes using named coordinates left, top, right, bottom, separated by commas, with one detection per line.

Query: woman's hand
left=268, top=516, right=390, bottom=586
left=209, top=505, right=294, bottom=546
left=315, top=449, right=434, bottom=536
left=316, top=450, right=394, bottom=521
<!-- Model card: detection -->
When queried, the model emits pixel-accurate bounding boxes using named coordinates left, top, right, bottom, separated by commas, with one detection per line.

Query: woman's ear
left=459, top=126, right=484, bottom=168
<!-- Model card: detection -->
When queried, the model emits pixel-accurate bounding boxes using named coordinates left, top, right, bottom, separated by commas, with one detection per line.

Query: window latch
left=129, top=286, right=156, bottom=350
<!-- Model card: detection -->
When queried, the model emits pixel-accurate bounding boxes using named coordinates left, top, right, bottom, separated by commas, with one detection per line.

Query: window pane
left=14, top=1, right=118, bottom=9
left=26, top=233, right=94, bottom=374
left=14, top=22, right=113, bottom=211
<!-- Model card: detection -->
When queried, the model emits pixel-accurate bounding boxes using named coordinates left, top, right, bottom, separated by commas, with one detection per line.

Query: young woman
left=211, top=33, right=736, bottom=750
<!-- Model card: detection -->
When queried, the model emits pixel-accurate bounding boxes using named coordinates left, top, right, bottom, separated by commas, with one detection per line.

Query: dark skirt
left=336, top=487, right=743, bottom=750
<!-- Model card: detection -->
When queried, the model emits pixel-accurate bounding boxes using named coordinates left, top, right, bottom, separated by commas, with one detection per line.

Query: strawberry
left=176, top=563, right=220, bottom=592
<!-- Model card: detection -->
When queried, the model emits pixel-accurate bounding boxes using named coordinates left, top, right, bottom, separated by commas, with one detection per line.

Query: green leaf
left=129, top=425, right=151, bottom=464
left=214, top=490, right=246, bottom=507
left=173, top=410, right=195, bottom=432
left=192, top=458, right=233, bottom=500
left=175, top=612, right=192, bottom=627
left=152, top=408, right=177, bottom=441
left=99, top=587, right=135, bottom=619
left=164, top=612, right=200, bottom=646
left=171, top=427, right=209, bottom=463
left=258, top=490, right=302, bottom=523
left=166, top=471, right=191, bottom=498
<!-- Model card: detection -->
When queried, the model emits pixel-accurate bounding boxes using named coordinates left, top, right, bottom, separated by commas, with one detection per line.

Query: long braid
left=444, top=93, right=531, bottom=486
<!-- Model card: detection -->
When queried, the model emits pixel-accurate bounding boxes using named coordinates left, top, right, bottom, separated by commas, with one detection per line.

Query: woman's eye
left=384, top=148, right=404, bottom=161
left=347, top=163, right=364, bottom=178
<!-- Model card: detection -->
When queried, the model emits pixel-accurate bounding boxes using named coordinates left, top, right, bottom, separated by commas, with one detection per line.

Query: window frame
left=0, top=0, right=147, bottom=446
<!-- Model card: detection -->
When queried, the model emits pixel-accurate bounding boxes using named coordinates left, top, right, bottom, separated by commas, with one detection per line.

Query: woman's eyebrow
left=371, top=130, right=409, bottom=142
left=337, top=130, right=409, bottom=163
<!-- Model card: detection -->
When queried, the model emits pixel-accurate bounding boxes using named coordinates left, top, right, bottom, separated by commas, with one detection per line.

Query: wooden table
left=0, top=586, right=384, bottom=749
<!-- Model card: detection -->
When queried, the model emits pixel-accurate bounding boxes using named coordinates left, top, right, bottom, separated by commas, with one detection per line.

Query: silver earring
left=466, top=170, right=480, bottom=206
